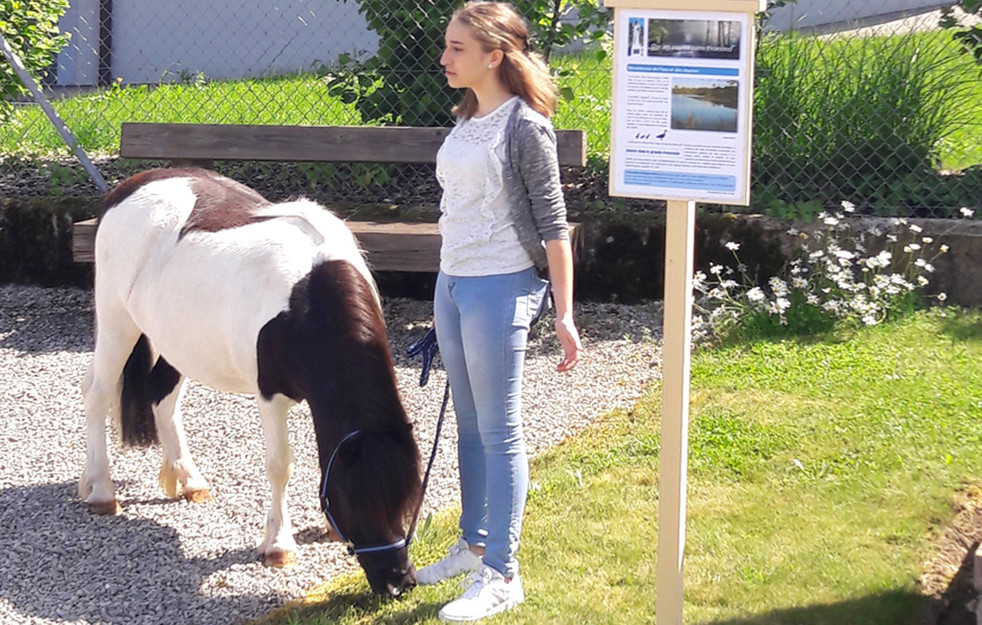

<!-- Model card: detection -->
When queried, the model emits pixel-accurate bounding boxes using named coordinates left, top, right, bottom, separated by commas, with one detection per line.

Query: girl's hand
left=555, top=316, right=582, bottom=372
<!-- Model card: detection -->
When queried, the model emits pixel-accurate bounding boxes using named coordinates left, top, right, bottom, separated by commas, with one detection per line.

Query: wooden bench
left=72, top=122, right=587, bottom=272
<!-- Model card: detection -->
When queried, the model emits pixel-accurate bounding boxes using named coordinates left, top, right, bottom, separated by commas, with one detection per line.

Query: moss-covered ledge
left=3, top=196, right=980, bottom=307
left=0, top=196, right=100, bottom=287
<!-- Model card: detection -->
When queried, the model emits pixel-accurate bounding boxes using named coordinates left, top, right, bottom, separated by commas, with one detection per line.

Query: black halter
left=319, top=430, right=407, bottom=556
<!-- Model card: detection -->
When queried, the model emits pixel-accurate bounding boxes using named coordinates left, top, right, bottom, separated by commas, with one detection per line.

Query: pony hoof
left=89, top=500, right=121, bottom=515
left=183, top=489, right=213, bottom=504
left=264, top=550, right=297, bottom=568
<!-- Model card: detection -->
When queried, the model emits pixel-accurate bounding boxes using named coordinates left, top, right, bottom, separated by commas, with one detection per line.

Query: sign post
left=605, top=1, right=765, bottom=623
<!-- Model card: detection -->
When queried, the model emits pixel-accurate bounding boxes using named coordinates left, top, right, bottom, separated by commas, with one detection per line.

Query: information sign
left=609, top=9, right=755, bottom=205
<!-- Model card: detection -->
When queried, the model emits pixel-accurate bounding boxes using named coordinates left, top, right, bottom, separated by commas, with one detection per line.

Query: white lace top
left=436, top=96, right=535, bottom=276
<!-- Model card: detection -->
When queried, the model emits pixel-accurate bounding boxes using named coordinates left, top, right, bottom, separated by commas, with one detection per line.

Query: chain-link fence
left=2, top=0, right=981, bottom=219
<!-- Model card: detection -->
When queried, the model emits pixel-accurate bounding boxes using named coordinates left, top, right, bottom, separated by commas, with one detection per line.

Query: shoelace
left=461, top=569, right=491, bottom=598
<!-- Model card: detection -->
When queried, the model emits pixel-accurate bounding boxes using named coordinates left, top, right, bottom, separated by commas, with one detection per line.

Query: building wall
left=766, top=0, right=952, bottom=32
left=56, top=0, right=376, bottom=87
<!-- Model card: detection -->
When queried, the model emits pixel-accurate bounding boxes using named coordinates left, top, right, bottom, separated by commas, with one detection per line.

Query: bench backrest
left=119, top=122, right=588, bottom=167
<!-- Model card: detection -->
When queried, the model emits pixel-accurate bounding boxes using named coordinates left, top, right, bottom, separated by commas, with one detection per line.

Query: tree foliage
left=323, top=0, right=610, bottom=126
left=0, top=0, right=70, bottom=121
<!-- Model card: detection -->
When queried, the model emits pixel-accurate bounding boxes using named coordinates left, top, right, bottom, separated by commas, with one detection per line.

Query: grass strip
left=253, top=308, right=982, bottom=624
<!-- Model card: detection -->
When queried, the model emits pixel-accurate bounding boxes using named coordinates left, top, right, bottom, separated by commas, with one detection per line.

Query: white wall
left=766, top=0, right=953, bottom=32
left=56, top=0, right=377, bottom=87
left=56, top=0, right=100, bottom=86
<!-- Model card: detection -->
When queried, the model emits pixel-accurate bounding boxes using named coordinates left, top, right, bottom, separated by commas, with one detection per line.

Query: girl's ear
left=489, top=49, right=504, bottom=68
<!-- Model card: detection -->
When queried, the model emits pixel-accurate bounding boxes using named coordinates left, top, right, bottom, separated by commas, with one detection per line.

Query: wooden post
left=657, top=199, right=696, bottom=624
left=605, top=4, right=763, bottom=621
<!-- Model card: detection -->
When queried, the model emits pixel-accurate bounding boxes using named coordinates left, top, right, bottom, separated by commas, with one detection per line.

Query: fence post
left=0, top=33, right=108, bottom=193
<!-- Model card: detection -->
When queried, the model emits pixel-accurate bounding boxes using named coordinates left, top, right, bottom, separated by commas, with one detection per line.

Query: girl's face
left=441, top=17, right=499, bottom=91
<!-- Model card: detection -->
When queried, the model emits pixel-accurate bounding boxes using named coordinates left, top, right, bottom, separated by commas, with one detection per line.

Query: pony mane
left=301, top=260, right=422, bottom=526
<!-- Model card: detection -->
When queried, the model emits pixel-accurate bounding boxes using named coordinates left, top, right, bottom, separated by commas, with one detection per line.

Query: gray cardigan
left=502, top=99, right=570, bottom=271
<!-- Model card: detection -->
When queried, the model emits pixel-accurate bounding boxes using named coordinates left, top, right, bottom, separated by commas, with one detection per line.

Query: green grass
left=4, top=74, right=364, bottom=157
left=253, top=308, right=982, bottom=624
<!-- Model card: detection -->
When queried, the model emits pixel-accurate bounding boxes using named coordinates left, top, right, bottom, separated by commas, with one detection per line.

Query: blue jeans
left=434, top=267, right=549, bottom=579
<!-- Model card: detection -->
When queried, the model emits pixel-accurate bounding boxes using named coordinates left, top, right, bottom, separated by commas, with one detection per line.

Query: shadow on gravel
left=0, top=481, right=276, bottom=625
left=0, top=286, right=94, bottom=355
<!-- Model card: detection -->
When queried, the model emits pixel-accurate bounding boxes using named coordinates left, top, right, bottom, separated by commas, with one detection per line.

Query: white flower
left=710, top=264, right=724, bottom=275
left=960, top=207, right=975, bottom=218
left=887, top=234, right=898, bottom=243
left=922, top=237, right=933, bottom=244
left=786, top=227, right=800, bottom=236
left=940, top=244, right=949, bottom=253
left=823, top=215, right=840, bottom=226
left=769, top=276, right=789, bottom=296
left=792, top=277, right=808, bottom=289
left=725, top=241, right=740, bottom=251
left=841, top=200, right=856, bottom=213
left=938, top=292, right=948, bottom=302
left=917, top=276, right=929, bottom=286
left=909, top=224, right=923, bottom=234
left=766, top=298, right=790, bottom=316
left=746, top=287, right=765, bottom=303
left=862, top=313, right=878, bottom=326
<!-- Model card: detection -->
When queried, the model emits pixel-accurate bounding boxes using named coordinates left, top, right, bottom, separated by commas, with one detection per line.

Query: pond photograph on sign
left=609, top=9, right=755, bottom=205
left=671, top=77, right=738, bottom=132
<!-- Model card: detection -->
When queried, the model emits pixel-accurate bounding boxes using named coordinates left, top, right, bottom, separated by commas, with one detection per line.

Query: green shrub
left=324, top=0, right=610, bottom=126
left=0, top=0, right=70, bottom=122
left=753, top=30, right=977, bottom=218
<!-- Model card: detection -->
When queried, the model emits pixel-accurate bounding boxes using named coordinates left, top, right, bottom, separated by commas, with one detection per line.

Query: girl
left=417, top=2, right=583, bottom=621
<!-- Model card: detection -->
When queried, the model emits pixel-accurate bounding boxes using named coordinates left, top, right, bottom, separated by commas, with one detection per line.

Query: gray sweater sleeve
left=515, top=118, right=570, bottom=243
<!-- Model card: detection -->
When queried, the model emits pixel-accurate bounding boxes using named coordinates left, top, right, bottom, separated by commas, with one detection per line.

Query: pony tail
left=119, top=334, right=160, bottom=446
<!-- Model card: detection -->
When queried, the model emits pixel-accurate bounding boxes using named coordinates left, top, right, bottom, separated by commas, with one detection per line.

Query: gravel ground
left=0, top=283, right=663, bottom=625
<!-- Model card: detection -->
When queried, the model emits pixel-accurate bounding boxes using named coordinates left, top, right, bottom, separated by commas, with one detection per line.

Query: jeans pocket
left=514, top=271, right=550, bottom=329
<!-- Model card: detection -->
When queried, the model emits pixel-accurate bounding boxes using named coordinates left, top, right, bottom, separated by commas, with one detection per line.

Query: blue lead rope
left=406, top=327, right=440, bottom=387
left=405, top=327, right=450, bottom=545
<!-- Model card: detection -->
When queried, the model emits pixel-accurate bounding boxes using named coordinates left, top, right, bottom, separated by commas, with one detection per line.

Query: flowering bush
left=692, top=201, right=962, bottom=342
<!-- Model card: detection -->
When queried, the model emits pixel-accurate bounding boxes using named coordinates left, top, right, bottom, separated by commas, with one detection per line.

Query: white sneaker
left=416, top=538, right=482, bottom=585
left=438, top=565, right=524, bottom=622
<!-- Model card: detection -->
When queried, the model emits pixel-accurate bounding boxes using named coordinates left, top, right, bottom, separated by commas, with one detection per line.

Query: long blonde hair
left=450, top=1, right=558, bottom=119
